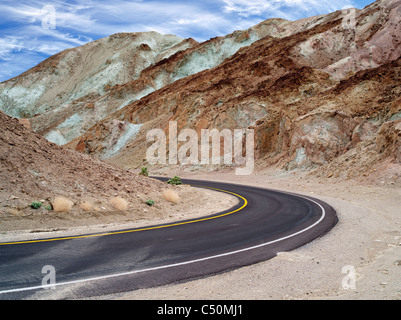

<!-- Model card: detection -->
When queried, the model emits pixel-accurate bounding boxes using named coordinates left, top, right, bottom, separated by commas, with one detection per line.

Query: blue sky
left=0, top=0, right=375, bottom=82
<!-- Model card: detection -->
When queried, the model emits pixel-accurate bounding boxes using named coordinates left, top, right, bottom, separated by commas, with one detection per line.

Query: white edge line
left=0, top=194, right=326, bottom=295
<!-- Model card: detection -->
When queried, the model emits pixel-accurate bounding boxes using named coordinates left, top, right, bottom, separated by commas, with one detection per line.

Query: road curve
left=0, top=178, right=337, bottom=299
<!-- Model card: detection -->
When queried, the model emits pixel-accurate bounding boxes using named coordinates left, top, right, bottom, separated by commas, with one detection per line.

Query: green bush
left=145, top=199, right=155, bottom=206
left=167, top=176, right=182, bottom=185
left=31, top=202, right=42, bottom=209
left=139, top=167, right=149, bottom=177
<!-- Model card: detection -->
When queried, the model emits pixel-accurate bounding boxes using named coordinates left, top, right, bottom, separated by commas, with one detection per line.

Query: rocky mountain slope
left=0, top=32, right=195, bottom=145
left=0, top=25, right=278, bottom=147
left=0, top=6, right=365, bottom=149
left=1, top=0, right=400, bottom=185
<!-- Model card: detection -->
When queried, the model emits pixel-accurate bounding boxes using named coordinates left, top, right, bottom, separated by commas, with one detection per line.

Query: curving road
left=0, top=178, right=337, bottom=299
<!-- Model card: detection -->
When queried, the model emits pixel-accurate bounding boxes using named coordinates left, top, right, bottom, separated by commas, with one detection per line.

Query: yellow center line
left=0, top=185, right=248, bottom=246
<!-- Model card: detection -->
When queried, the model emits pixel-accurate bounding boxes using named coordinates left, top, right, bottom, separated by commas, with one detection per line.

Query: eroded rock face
left=286, top=112, right=359, bottom=170
left=1, top=0, right=401, bottom=177
left=293, top=0, right=401, bottom=79
left=376, top=119, right=401, bottom=163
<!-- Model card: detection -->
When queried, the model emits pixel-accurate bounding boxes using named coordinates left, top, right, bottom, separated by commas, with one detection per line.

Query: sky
left=0, top=0, right=375, bottom=82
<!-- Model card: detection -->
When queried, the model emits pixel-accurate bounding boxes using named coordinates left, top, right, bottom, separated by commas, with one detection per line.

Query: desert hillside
left=0, top=111, right=166, bottom=212
left=67, top=0, right=400, bottom=185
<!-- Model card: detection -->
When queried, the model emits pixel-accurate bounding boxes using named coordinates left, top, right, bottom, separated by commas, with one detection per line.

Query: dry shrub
left=79, top=201, right=94, bottom=211
left=7, top=208, right=20, bottom=216
left=163, top=189, right=180, bottom=204
left=110, top=197, right=129, bottom=211
left=53, top=196, right=74, bottom=212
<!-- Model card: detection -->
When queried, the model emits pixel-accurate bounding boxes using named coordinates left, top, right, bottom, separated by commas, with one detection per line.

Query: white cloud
left=223, top=0, right=274, bottom=16
left=221, top=0, right=357, bottom=19
left=0, top=50, right=44, bottom=82
left=30, top=25, right=92, bottom=47
left=65, top=0, right=237, bottom=41
left=0, top=1, right=95, bottom=31
left=0, top=37, right=25, bottom=60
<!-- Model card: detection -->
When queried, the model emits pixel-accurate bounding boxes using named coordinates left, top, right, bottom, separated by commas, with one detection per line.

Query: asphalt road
left=0, top=178, right=337, bottom=299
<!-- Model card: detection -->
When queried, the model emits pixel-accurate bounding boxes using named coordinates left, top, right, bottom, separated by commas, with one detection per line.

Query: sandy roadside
left=0, top=185, right=238, bottom=244
left=114, top=171, right=401, bottom=300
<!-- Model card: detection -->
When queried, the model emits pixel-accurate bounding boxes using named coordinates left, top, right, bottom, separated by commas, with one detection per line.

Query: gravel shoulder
left=0, top=185, right=239, bottom=244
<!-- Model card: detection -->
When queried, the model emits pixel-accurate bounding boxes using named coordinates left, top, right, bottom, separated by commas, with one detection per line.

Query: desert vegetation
left=167, top=176, right=182, bottom=185
left=52, top=197, right=74, bottom=212
left=110, top=196, right=129, bottom=211
left=162, top=189, right=180, bottom=204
